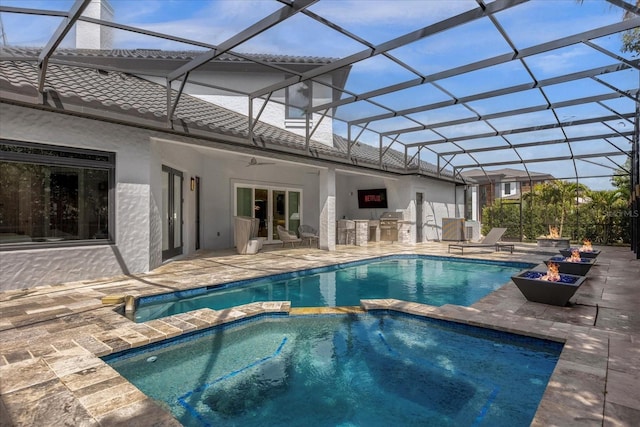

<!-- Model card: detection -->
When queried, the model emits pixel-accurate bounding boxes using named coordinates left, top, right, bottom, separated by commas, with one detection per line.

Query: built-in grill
left=379, top=211, right=403, bottom=242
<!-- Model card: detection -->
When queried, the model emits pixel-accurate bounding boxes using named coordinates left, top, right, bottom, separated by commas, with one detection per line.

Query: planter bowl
left=559, top=248, right=600, bottom=259
left=544, top=256, right=596, bottom=276
left=511, top=270, right=586, bottom=306
left=537, top=238, right=570, bottom=249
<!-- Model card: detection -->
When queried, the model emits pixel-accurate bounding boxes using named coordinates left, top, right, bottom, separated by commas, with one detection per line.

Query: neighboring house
left=0, top=48, right=467, bottom=291
left=461, top=168, right=555, bottom=224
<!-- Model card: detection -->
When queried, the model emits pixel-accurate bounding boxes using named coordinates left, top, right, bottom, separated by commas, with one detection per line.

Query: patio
left=0, top=242, right=638, bottom=426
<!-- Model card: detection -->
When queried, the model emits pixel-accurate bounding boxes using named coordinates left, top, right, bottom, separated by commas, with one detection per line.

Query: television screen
left=357, top=188, right=388, bottom=209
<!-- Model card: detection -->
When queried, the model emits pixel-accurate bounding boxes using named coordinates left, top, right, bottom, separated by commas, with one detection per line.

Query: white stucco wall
left=225, top=161, right=321, bottom=246
left=0, top=103, right=462, bottom=291
left=336, top=174, right=393, bottom=221
left=0, top=104, right=329, bottom=291
left=0, top=104, right=152, bottom=290
left=334, top=173, right=462, bottom=243
left=410, top=179, right=465, bottom=242
left=75, top=0, right=114, bottom=49
left=145, top=72, right=335, bottom=146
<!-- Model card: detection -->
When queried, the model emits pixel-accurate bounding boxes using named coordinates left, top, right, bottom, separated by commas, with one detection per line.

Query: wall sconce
left=190, top=177, right=195, bottom=191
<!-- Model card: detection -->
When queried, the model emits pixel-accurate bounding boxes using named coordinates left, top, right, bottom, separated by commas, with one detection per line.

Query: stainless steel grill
left=379, top=211, right=403, bottom=242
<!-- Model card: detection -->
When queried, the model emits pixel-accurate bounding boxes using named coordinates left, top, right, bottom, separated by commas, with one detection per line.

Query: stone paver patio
left=1, top=242, right=638, bottom=426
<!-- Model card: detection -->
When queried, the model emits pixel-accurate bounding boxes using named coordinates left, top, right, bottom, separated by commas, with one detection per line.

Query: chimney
left=75, top=0, right=114, bottom=49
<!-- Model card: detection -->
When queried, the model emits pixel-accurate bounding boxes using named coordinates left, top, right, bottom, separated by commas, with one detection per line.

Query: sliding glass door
left=235, top=184, right=301, bottom=242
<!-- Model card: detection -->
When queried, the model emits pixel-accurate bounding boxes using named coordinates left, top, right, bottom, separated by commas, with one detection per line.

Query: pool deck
left=1, top=242, right=638, bottom=426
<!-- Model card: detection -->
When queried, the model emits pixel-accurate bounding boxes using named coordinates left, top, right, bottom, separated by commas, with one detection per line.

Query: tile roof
left=0, top=50, right=449, bottom=179
left=0, top=47, right=337, bottom=65
left=461, top=167, right=555, bottom=181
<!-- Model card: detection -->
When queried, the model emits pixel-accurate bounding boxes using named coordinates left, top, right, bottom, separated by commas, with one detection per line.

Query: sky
left=1, top=0, right=637, bottom=190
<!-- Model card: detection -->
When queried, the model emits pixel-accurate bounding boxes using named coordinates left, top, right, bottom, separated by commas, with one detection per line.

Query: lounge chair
left=448, top=227, right=511, bottom=255
left=298, top=225, right=319, bottom=247
left=277, top=225, right=301, bottom=247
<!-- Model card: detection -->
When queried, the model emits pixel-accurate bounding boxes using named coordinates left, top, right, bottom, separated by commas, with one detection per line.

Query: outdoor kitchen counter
left=353, top=220, right=369, bottom=246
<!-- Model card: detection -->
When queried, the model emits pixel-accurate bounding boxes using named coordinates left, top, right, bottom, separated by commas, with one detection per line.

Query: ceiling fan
left=246, top=157, right=276, bottom=167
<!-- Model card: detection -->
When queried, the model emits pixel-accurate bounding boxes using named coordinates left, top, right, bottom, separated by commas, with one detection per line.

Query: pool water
left=135, top=256, right=532, bottom=322
left=105, top=313, right=562, bottom=427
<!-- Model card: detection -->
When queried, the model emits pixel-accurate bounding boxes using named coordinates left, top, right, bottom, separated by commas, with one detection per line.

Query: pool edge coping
left=130, top=254, right=536, bottom=321
left=91, top=297, right=603, bottom=426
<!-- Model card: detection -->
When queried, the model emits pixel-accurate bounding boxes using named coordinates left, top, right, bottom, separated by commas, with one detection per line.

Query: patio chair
left=448, top=227, right=511, bottom=255
left=298, top=224, right=319, bottom=247
left=277, top=225, right=301, bottom=247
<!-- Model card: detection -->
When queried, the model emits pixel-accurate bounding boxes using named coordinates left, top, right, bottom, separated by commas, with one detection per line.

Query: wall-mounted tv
left=357, top=188, right=388, bottom=209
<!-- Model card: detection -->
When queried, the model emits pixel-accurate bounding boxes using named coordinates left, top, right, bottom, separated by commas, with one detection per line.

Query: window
left=464, top=187, right=473, bottom=220
left=286, top=81, right=311, bottom=119
left=503, top=182, right=515, bottom=197
left=0, top=140, right=114, bottom=248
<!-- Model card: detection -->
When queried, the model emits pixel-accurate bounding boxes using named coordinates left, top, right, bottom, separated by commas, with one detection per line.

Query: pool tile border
left=5, top=296, right=605, bottom=427
left=0, top=301, right=292, bottom=426
left=1, top=244, right=637, bottom=426
left=135, top=254, right=534, bottom=316
left=360, top=298, right=610, bottom=427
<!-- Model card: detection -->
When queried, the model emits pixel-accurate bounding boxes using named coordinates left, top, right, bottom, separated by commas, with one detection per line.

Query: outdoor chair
left=277, top=225, right=301, bottom=247
left=298, top=225, right=319, bottom=247
left=448, top=227, right=512, bottom=255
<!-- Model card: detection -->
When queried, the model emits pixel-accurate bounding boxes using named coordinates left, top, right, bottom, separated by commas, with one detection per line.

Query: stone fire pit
left=536, top=226, right=569, bottom=249
left=537, top=238, right=571, bottom=249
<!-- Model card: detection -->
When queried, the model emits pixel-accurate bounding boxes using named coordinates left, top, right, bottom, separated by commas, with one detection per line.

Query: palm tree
left=621, top=0, right=640, bottom=55
left=576, top=0, right=639, bottom=55
left=585, top=189, right=624, bottom=243
left=530, top=180, right=587, bottom=238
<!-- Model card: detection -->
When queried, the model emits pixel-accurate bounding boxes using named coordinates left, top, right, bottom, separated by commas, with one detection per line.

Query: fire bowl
left=511, top=270, right=587, bottom=306
left=559, top=248, right=601, bottom=259
left=536, top=238, right=570, bottom=249
left=544, top=256, right=596, bottom=276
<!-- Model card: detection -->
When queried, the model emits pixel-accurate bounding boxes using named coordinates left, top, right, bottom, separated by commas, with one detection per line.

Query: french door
left=236, top=185, right=301, bottom=242
left=162, top=166, right=183, bottom=260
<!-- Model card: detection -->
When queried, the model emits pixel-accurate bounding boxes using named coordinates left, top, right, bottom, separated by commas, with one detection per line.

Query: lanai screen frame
left=0, top=0, right=638, bottom=256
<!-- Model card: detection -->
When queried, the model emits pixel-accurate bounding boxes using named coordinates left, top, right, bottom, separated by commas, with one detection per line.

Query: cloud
left=525, top=46, right=591, bottom=76
left=312, top=0, right=473, bottom=26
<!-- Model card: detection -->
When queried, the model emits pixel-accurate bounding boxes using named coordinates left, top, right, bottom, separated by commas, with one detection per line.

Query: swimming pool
left=134, top=255, right=533, bottom=322
left=105, top=312, right=562, bottom=427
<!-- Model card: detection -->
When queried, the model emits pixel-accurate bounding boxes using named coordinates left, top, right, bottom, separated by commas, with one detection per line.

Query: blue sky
left=1, top=0, right=637, bottom=190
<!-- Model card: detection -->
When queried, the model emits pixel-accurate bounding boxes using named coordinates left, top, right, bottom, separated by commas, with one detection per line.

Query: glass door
left=235, top=185, right=301, bottom=243
left=255, top=188, right=269, bottom=238
left=272, top=190, right=286, bottom=241
left=288, top=191, right=300, bottom=235
left=162, top=165, right=183, bottom=260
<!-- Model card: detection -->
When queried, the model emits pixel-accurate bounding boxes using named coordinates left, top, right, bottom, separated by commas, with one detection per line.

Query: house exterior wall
left=0, top=104, right=460, bottom=291
left=334, top=173, right=461, bottom=243
left=499, top=181, right=521, bottom=198
left=0, top=104, right=327, bottom=290
left=408, top=179, right=464, bottom=242
left=336, top=174, right=391, bottom=221
left=145, top=72, right=335, bottom=146
left=0, top=104, right=153, bottom=290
